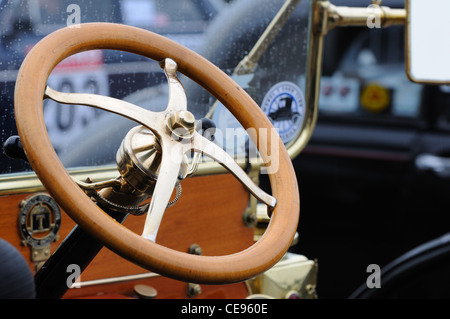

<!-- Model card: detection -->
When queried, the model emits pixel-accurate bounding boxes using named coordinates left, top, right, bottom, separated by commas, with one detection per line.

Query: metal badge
left=18, top=193, right=61, bottom=262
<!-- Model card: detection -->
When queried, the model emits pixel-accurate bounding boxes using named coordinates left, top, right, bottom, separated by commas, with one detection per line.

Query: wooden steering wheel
left=14, top=23, right=299, bottom=284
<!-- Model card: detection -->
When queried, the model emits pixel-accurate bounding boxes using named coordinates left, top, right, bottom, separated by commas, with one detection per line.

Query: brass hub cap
left=166, top=110, right=196, bottom=140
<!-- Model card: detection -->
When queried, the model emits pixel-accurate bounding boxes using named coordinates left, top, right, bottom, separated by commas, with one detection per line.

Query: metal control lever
left=187, top=118, right=216, bottom=177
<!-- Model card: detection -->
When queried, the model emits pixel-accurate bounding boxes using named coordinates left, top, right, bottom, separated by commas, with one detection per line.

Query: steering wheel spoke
left=191, top=132, right=276, bottom=209
left=161, top=58, right=187, bottom=113
left=141, top=142, right=184, bottom=242
left=44, top=85, right=161, bottom=136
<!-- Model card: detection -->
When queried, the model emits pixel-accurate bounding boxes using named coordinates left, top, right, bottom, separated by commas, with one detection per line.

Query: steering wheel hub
left=116, top=125, right=189, bottom=196
left=116, top=126, right=161, bottom=195
left=166, top=110, right=196, bottom=140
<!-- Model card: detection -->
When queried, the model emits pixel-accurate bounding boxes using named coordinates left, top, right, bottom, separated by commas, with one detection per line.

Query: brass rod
left=235, top=0, right=302, bottom=75
left=318, top=1, right=406, bottom=33
left=205, top=0, right=302, bottom=119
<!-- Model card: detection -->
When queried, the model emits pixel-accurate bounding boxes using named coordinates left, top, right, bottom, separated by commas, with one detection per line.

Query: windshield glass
left=0, top=0, right=311, bottom=174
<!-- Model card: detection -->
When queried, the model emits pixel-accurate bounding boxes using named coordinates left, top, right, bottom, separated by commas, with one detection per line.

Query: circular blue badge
left=261, top=81, right=305, bottom=144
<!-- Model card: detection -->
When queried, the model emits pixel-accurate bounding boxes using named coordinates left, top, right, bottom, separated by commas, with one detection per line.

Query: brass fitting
left=166, top=110, right=196, bottom=140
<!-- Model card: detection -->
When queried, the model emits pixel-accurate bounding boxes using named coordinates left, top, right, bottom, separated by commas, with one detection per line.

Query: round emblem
left=360, top=83, right=390, bottom=113
left=261, top=81, right=305, bottom=144
left=18, top=193, right=61, bottom=248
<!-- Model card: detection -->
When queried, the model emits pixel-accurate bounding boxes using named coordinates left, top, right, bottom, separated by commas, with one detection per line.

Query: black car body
left=289, top=0, right=450, bottom=298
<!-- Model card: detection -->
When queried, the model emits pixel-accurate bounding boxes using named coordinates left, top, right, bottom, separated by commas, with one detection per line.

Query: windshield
left=0, top=0, right=311, bottom=174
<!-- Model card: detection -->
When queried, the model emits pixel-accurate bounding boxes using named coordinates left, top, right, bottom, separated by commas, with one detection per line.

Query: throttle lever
left=3, top=135, right=28, bottom=162
left=196, top=117, right=216, bottom=141
left=186, top=118, right=216, bottom=177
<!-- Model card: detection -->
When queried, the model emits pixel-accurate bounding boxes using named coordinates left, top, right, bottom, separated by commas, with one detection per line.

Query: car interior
left=1, top=0, right=450, bottom=303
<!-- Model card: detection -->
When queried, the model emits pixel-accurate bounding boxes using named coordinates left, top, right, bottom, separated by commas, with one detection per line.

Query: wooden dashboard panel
left=0, top=173, right=253, bottom=299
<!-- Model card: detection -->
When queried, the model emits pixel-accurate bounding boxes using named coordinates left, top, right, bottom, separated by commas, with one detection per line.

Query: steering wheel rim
left=14, top=23, right=299, bottom=284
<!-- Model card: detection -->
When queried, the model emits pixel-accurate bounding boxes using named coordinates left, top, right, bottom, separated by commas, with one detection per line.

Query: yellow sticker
left=360, top=83, right=390, bottom=113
